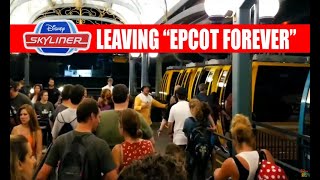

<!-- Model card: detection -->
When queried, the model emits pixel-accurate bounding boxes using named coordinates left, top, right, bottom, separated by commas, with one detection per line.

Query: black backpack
left=187, top=117, right=213, bottom=164
left=57, top=113, right=76, bottom=136
left=58, top=133, right=93, bottom=180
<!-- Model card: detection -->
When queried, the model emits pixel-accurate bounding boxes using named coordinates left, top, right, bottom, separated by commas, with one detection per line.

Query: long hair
left=189, top=98, right=211, bottom=125
left=18, top=104, right=40, bottom=133
left=230, top=114, right=256, bottom=148
left=10, top=135, right=29, bottom=180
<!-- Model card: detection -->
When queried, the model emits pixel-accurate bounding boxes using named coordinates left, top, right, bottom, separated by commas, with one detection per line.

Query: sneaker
left=220, top=145, right=229, bottom=154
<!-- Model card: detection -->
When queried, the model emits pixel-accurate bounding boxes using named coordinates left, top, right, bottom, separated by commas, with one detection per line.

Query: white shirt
left=236, top=151, right=260, bottom=180
left=51, top=108, right=78, bottom=139
left=102, top=85, right=114, bottom=93
left=168, top=100, right=191, bottom=145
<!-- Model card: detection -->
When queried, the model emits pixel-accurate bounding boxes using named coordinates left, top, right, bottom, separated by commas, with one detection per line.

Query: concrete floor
left=150, top=122, right=171, bottom=154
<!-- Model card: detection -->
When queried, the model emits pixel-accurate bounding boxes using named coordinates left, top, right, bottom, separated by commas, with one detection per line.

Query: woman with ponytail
left=214, top=114, right=275, bottom=180
left=112, top=108, right=155, bottom=173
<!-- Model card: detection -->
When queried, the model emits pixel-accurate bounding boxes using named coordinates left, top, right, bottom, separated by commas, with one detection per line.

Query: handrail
left=212, top=123, right=309, bottom=178
left=274, top=159, right=301, bottom=173
left=252, top=121, right=310, bottom=142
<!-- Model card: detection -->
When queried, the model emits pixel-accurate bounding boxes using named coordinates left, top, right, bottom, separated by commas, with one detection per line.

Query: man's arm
left=134, top=96, right=143, bottom=111
left=51, top=113, right=63, bottom=140
left=151, top=99, right=166, bottom=109
left=167, top=107, right=175, bottom=136
left=99, top=141, right=118, bottom=180
left=36, top=139, right=61, bottom=180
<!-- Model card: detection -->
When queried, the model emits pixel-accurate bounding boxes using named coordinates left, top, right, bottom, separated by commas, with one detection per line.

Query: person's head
left=112, top=84, right=129, bottom=104
left=101, top=88, right=112, bottom=100
left=175, top=87, right=187, bottom=101
left=76, top=98, right=101, bottom=131
left=107, top=78, right=113, bottom=86
left=165, top=143, right=186, bottom=166
left=10, top=135, right=36, bottom=180
left=230, top=114, right=255, bottom=150
left=18, top=104, right=40, bottom=132
left=48, top=78, right=55, bottom=87
left=39, top=90, right=48, bottom=102
left=10, top=79, right=19, bottom=98
left=70, top=84, right=85, bottom=105
left=119, top=108, right=142, bottom=139
left=174, top=85, right=181, bottom=93
left=189, top=98, right=210, bottom=124
left=198, top=83, right=207, bottom=92
left=33, top=84, right=42, bottom=95
left=17, top=80, right=24, bottom=90
left=141, top=84, right=151, bottom=95
left=61, top=84, right=74, bottom=101
left=118, top=154, right=187, bottom=180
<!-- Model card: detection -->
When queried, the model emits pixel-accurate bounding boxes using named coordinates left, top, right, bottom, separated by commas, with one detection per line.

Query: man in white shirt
left=168, top=87, right=191, bottom=149
left=102, top=77, right=114, bottom=93
left=51, top=84, right=85, bottom=140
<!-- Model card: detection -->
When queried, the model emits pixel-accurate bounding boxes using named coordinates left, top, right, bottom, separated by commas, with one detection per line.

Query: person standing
left=134, top=84, right=167, bottom=126
left=102, top=77, right=114, bottom=93
left=45, top=78, right=60, bottom=106
left=36, top=98, right=117, bottom=180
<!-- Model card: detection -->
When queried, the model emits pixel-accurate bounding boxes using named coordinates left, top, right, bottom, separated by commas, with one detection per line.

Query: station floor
left=150, top=122, right=170, bottom=154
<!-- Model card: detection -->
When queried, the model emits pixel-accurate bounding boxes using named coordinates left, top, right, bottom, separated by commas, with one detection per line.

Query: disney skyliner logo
left=23, top=20, right=91, bottom=56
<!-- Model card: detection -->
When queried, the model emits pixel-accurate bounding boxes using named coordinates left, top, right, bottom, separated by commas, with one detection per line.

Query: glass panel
left=169, top=72, right=179, bottom=97
left=253, top=66, right=309, bottom=122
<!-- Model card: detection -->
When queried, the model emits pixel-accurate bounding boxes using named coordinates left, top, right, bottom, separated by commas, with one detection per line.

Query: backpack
left=187, top=117, right=213, bottom=164
left=58, top=133, right=93, bottom=180
left=255, top=150, right=288, bottom=180
left=57, top=113, right=77, bottom=136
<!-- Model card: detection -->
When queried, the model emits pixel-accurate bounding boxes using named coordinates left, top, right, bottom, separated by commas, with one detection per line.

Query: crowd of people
left=10, top=78, right=288, bottom=180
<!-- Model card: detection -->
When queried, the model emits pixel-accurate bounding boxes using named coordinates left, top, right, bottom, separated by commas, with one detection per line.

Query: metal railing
left=212, top=121, right=310, bottom=179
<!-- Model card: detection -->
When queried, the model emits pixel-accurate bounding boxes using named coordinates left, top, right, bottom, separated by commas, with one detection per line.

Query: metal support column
left=129, top=56, right=136, bottom=95
left=232, top=1, right=253, bottom=119
left=155, top=57, right=162, bottom=97
left=141, top=53, right=149, bottom=87
left=24, top=54, right=30, bottom=86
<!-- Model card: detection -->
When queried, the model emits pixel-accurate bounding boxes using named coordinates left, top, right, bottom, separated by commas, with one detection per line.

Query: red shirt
left=121, top=140, right=153, bottom=168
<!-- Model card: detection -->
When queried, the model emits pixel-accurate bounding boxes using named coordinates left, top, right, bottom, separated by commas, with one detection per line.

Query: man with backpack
left=36, top=98, right=118, bottom=180
left=51, top=84, right=85, bottom=140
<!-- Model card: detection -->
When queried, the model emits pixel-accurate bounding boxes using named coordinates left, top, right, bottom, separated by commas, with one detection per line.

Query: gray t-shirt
left=10, top=92, right=32, bottom=112
left=45, top=130, right=116, bottom=179
left=51, top=104, right=68, bottom=123
left=34, top=101, right=54, bottom=118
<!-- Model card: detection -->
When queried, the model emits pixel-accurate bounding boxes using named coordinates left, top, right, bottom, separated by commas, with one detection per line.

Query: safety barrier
left=212, top=121, right=310, bottom=179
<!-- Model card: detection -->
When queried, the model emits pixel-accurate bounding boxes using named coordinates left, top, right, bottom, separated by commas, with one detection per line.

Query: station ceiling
left=10, top=0, right=183, bottom=24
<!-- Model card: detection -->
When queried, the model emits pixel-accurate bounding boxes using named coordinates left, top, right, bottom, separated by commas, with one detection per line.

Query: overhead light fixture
left=130, top=53, right=141, bottom=58
left=259, top=0, right=280, bottom=19
left=204, top=0, right=235, bottom=18
left=149, top=53, right=158, bottom=58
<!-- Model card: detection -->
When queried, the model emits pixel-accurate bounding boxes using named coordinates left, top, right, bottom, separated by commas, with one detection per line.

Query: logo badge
left=23, top=20, right=91, bottom=56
